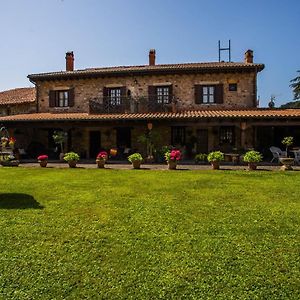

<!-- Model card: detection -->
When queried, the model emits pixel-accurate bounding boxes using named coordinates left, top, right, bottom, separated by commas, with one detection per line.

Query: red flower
left=37, top=155, right=48, bottom=161
left=96, top=151, right=108, bottom=160
left=169, top=150, right=181, bottom=161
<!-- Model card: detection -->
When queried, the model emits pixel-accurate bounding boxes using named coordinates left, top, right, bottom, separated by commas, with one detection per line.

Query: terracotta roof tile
left=0, top=88, right=36, bottom=106
left=0, top=109, right=300, bottom=122
left=28, top=62, right=265, bottom=81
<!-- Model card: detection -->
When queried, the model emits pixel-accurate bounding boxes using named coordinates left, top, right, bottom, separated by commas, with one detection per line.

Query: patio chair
left=294, top=150, right=300, bottom=165
left=269, top=146, right=287, bottom=163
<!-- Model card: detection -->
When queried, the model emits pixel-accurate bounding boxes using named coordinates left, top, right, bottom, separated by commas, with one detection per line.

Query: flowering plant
left=37, top=155, right=48, bottom=161
left=165, top=149, right=181, bottom=162
left=110, top=148, right=118, bottom=157
left=1, top=137, right=8, bottom=147
left=96, top=151, right=108, bottom=161
left=9, top=137, right=16, bottom=147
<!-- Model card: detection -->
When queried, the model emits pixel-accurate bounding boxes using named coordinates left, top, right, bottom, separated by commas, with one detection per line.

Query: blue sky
left=0, top=0, right=299, bottom=107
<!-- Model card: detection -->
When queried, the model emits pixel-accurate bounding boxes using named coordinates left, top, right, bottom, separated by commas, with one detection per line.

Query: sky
left=0, top=0, right=299, bottom=107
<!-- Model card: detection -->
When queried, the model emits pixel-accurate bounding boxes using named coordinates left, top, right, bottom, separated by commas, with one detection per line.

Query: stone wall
left=0, top=103, right=36, bottom=116
left=36, top=71, right=257, bottom=113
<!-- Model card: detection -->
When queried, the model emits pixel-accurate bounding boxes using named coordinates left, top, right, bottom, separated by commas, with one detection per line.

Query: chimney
left=149, top=49, right=156, bottom=66
left=244, top=49, right=253, bottom=64
left=66, top=51, right=74, bottom=71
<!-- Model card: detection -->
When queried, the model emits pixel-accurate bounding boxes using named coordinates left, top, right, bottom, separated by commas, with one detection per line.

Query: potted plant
left=165, top=149, right=181, bottom=170
left=53, top=131, right=66, bottom=160
left=128, top=153, right=143, bottom=169
left=194, top=153, right=207, bottom=164
left=96, top=151, right=108, bottom=168
left=37, top=154, right=48, bottom=167
left=207, top=151, right=224, bottom=170
left=280, top=136, right=294, bottom=170
left=63, top=152, right=80, bottom=168
left=243, top=150, right=262, bottom=170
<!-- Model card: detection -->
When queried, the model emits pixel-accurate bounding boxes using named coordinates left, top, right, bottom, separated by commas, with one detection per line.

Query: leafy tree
left=290, top=70, right=300, bottom=100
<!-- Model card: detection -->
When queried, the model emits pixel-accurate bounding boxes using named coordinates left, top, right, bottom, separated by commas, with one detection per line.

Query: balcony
left=89, top=96, right=177, bottom=114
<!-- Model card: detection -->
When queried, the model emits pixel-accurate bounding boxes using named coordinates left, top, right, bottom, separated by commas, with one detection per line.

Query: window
left=219, top=126, right=235, bottom=145
left=195, top=84, right=223, bottom=104
left=108, top=88, right=121, bottom=106
left=58, top=91, right=69, bottom=107
left=171, top=126, right=186, bottom=146
left=156, top=86, right=170, bottom=104
left=203, top=86, right=215, bottom=104
left=229, top=83, right=237, bottom=91
left=49, top=89, right=74, bottom=108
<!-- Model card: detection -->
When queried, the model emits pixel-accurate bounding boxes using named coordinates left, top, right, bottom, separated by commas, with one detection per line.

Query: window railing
left=89, top=95, right=177, bottom=114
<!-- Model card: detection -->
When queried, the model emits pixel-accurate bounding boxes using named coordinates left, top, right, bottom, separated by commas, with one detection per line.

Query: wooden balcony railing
left=89, top=96, right=177, bottom=114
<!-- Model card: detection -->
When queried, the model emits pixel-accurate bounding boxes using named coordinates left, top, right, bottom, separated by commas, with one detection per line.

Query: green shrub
left=207, top=151, right=224, bottom=162
left=128, top=153, right=143, bottom=163
left=63, top=152, right=80, bottom=162
left=243, top=150, right=262, bottom=163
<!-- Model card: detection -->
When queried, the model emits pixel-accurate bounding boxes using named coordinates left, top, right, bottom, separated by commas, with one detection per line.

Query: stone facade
left=36, top=71, right=257, bottom=113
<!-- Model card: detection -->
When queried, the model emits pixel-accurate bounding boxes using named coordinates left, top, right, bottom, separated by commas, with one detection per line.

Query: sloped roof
left=0, top=87, right=36, bottom=106
left=0, top=109, right=299, bottom=123
left=28, top=61, right=265, bottom=81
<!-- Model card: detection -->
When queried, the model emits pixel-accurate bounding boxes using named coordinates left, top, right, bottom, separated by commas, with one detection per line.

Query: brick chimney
left=149, top=49, right=156, bottom=66
left=66, top=51, right=74, bottom=71
left=244, top=49, right=253, bottom=64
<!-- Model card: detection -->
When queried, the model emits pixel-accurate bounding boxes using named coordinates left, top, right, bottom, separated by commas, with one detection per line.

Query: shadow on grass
left=0, top=193, right=44, bottom=209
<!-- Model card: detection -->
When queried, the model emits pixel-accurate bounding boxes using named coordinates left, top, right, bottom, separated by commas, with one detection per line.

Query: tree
left=290, top=70, right=300, bottom=100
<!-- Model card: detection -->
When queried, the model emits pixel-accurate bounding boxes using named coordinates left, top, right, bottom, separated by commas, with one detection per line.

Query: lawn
left=0, top=168, right=299, bottom=299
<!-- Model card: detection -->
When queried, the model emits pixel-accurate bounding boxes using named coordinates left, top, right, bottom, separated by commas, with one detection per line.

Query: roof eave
left=28, top=64, right=265, bottom=82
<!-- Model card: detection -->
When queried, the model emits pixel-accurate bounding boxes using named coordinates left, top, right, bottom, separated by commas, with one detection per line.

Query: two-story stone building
left=1, top=50, right=300, bottom=159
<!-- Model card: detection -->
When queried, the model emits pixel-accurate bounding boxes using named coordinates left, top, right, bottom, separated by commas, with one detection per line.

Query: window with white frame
left=202, top=86, right=215, bottom=104
left=156, top=86, right=170, bottom=104
left=108, top=88, right=121, bottom=106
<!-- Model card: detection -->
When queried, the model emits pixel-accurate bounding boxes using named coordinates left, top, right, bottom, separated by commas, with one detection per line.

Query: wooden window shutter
left=103, top=87, right=108, bottom=97
left=215, top=84, right=224, bottom=104
left=195, top=85, right=203, bottom=104
left=103, top=87, right=108, bottom=105
left=120, top=86, right=126, bottom=97
left=68, top=88, right=75, bottom=107
left=49, top=90, right=56, bottom=107
left=148, top=86, right=156, bottom=102
left=168, top=85, right=173, bottom=103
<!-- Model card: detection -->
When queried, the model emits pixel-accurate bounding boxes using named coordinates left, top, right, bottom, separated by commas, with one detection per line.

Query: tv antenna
left=218, top=40, right=231, bottom=62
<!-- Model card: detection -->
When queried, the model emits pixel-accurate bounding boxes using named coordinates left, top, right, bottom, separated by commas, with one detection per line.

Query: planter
left=248, top=162, right=257, bottom=171
left=132, top=160, right=142, bottom=169
left=279, top=157, right=294, bottom=171
left=211, top=161, right=220, bottom=170
left=0, top=160, right=19, bottom=167
left=59, top=152, right=65, bottom=161
left=67, top=160, right=77, bottom=168
left=168, top=161, right=177, bottom=170
left=39, top=160, right=48, bottom=167
left=96, top=159, right=106, bottom=168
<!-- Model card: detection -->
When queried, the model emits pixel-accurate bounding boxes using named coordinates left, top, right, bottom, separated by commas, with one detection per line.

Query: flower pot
left=248, top=162, right=257, bottom=171
left=132, top=160, right=142, bottom=169
left=168, top=160, right=177, bottom=170
left=211, top=161, right=220, bottom=170
left=96, top=159, right=105, bottom=168
left=59, top=152, right=65, bottom=161
left=68, top=160, right=77, bottom=168
left=0, top=160, right=19, bottom=167
left=39, top=160, right=48, bottom=167
left=279, top=157, right=294, bottom=171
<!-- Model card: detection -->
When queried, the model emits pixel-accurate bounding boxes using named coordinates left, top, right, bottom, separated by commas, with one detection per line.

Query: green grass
left=0, top=168, right=299, bottom=299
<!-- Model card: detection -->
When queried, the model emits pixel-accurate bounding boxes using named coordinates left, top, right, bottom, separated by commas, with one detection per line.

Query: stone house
left=0, top=87, right=36, bottom=116
left=1, top=50, right=300, bottom=159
